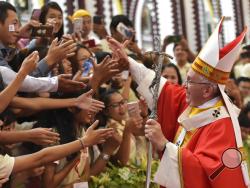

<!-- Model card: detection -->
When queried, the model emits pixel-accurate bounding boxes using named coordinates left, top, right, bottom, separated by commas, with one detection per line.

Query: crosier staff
left=145, top=36, right=172, bottom=188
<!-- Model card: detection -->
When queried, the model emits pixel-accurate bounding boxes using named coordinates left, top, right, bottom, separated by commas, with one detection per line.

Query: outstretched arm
left=107, top=37, right=167, bottom=109
left=0, top=128, right=59, bottom=145
left=0, top=66, right=58, bottom=93
left=12, top=120, right=114, bottom=173
left=0, top=51, right=39, bottom=113
left=10, top=89, right=104, bottom=113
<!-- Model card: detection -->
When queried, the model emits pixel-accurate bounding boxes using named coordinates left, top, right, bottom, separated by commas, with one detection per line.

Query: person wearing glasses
left=107, top=18, right=249, bottom=188
left=100, top=89, right=146, bottom=166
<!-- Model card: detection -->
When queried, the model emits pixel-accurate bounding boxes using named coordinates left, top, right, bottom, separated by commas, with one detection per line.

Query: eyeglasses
left=108, top=99, right=128, bottom=108
left=184, top=80, right=211, bottom=87
left=77, top=57, right=95, bottom=63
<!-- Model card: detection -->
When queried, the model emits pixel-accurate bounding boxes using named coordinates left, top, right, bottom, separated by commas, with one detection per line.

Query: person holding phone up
left=99, top=15, right=145, bottom=60
left=69, top=9, right=101, bottom=51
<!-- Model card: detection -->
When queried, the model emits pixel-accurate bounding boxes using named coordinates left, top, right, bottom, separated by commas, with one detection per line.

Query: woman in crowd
left=68, top=44, right=94, bottom=77
left=39, top=2, right=64, bottom=41
left=28, top=1, right=65, bottom=60
left=38, top=93, right=119, bottom=187
left=100, top=90, right=147, bottom=166
left=161, top=63, right=183, bottom=85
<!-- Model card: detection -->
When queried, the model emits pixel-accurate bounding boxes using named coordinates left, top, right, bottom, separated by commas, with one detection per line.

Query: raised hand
left=61, top=34, right=73, bottom=41
left=19, top=51, right=39, bottom=75
left=102, top=131, right=121, bottom=155
left=46, top=38, right=77, bottom=66
left=92, top=55, right=120, bottom=83
left=28, top=128, right=60, bottom=146
left=46, top=18, right=56, bottom=34
left=106, top=36, right=130, bottom=71
left=126, top=38, right=142, bottom=56
left=18, top=20, right=41, bottom=38
left=75, top=89, right=105, bottom=113
left=71, top=31, right=84, bottom=43
left=139, top=96, right=149, bottom=118
left=129, top=116, right=144, bottom=129
left=57, top=74, right=86, bottom=93
left=81, top=120, right=114, bottom=147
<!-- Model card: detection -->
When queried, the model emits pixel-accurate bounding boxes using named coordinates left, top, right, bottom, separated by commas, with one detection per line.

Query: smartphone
left=82, top=59, right=93, bottom=77
left=116, top=22, right=133, bottom=38
left=127, top=101, right=141, bottom=117
left=73, top=18, right=83, bottom=33
left=167, top=35, right=181, bottom=43
left=31, top=9, right=41, bottom=21
left=82, top=39, right=96, bottom=48
left=31, top=25, right=53, bottom=37
left=93, top=15, right=104, bottom=25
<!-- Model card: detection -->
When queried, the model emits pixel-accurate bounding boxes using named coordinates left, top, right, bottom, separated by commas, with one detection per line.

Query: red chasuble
left=156, top=82, right=246, bottom=188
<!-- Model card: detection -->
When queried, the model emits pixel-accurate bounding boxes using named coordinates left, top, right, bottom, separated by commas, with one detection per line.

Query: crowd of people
left=0, top=1, right=249, bottom=188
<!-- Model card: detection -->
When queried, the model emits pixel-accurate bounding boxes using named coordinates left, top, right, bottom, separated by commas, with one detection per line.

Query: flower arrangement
left=89, top=159, right=160, bottom=188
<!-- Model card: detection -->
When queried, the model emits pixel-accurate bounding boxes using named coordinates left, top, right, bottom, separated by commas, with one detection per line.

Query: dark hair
left=236, top=77, right=250, bottom=85
left=162, top=63, right=183, bottom=85
left=39, top=2, right=64, bottom=40
left=0, top=108, right=16, bottom=127
left=97, top=89, right=120, bottom=127
left=101, top=89, right=120, bottom=108
left=110, top=15, right=133, bottom=31
left=0, top=1, right=16, bottom=24
left=68, top=44, right=93, bottom=75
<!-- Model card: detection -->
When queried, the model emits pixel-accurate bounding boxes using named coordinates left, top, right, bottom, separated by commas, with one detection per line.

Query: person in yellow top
left=101, top=89, right=148, bottom=166
left=41, top=105, right=119, bottom=188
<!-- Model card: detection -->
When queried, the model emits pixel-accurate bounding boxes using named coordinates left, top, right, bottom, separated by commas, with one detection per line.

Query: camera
left=73, top=18, right=83, bottom=34
left=31, top=25, right=53, bottom=37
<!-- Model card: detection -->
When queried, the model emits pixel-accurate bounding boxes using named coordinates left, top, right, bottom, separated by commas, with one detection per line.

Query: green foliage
left=243, top=134, right=250, bottom=175
left=89, top=160, right=160, bottom=188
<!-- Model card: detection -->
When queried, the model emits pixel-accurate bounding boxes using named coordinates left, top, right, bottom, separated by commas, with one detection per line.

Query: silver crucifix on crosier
left=145, top=36, right=173, bottom=188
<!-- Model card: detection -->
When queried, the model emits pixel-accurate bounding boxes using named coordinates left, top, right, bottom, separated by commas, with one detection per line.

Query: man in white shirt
left=0, top=66, right=85, bottom=93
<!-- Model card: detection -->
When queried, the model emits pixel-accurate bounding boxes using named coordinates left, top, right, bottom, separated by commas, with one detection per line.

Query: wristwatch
left=100, top=153, right=110, bottom=161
